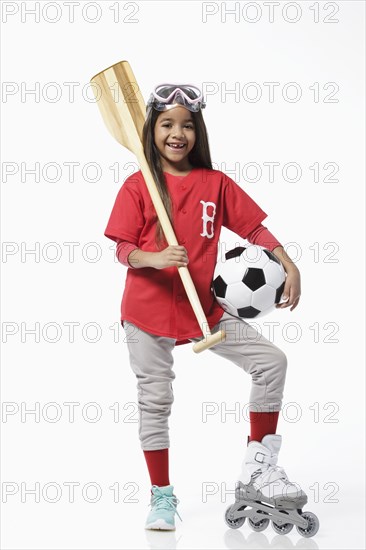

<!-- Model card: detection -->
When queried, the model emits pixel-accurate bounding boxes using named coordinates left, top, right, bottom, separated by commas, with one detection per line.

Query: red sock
left=143, top=448, right=170, bottom=487
left=249, top=411, right=280, bottom=443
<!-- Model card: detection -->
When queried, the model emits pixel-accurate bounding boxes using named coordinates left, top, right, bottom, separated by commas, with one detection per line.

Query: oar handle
left=192, top=329, right=226, bottom=353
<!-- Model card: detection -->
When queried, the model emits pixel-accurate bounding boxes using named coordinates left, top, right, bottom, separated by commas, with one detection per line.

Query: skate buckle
left=255, top=451, right=266, bottom=463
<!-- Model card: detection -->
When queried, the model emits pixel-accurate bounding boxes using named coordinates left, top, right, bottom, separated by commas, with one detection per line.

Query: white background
left=1, top=1, right=365, bottom=549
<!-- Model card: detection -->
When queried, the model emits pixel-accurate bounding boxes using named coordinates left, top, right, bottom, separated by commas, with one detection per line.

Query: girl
left=104, top=84, right=302, bottom=531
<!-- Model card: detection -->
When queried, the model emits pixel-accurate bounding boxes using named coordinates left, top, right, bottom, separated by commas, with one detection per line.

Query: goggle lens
left=147, top=83, right=206, bottom=113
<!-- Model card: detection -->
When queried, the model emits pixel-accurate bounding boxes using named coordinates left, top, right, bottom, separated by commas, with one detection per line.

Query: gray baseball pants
left=123, top=311, right=287, bottom=451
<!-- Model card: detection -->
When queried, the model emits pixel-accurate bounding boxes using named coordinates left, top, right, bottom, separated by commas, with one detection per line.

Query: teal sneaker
left=145, top=485, right=182, bottom=530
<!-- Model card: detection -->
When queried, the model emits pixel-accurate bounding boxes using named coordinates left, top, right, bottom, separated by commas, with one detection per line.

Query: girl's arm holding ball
left=271, top=246, right=301, bottom=311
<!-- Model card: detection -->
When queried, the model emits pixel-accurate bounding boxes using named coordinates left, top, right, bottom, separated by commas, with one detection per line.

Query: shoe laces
left=148, top=486, right=183, bottom=522
left=252, top=464, right=289, bottom=483
left=269, top=464, right=289, bottom=481
left=254, top=464, right=301, bottom=495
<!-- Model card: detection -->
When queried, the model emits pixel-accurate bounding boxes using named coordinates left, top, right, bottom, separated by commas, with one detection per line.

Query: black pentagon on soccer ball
left=243, top=268, right=266, bottom=291
left=225, top=246, right=246, bottom=261
left=263, top=249, right=280, bottom=264
left=275, top=281, right=286, bottom=303
left=238, top=306, right=261, bottom=318
left=213, top=275, right=227, bottom=298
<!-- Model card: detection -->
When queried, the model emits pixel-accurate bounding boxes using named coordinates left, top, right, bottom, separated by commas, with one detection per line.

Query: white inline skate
left=224, top=434, right=320, bottom=538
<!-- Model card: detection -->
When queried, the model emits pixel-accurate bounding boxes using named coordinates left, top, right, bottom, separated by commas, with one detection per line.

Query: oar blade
left=90, top=60, right=146, bottom=151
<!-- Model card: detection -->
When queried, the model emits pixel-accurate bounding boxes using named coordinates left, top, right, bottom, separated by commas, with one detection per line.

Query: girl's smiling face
left=154, top=106, right=196, bottom=173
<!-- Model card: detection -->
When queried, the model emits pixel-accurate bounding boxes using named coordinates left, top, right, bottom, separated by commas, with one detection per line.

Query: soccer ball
left=212, top=245, right=286, bottom=319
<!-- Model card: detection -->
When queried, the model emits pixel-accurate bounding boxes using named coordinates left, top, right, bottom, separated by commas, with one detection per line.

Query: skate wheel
left=296, top=511, right=320, bottom=538
left=224, top=504, right=246, bottom=529
left=248, top=511, right=270, bottom=532
left=272, top=511, right=294, bottom=535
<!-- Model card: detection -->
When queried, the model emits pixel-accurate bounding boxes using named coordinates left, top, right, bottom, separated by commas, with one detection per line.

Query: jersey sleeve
left=104, top=180, right=144, bottom=244
left=246, top=223, right=282, bottom=251
left=222, top=174, right=268, bottom=238
left=116, top=239, right=139, bottom=268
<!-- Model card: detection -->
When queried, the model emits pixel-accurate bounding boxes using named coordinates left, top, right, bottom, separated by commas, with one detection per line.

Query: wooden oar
left=90, top=60, right=225, bottom=353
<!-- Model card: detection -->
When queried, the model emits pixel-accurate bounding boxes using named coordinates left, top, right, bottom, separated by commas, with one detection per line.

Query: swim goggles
left=146, top=83, right=206, bottom=113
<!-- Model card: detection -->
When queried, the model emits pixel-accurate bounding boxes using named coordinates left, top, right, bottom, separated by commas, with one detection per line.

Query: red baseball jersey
left=104, top=167, right=268, bottom=346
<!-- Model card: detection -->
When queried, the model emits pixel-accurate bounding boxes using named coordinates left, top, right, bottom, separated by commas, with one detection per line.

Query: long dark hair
left=142, top=88, right=213, bottom=250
